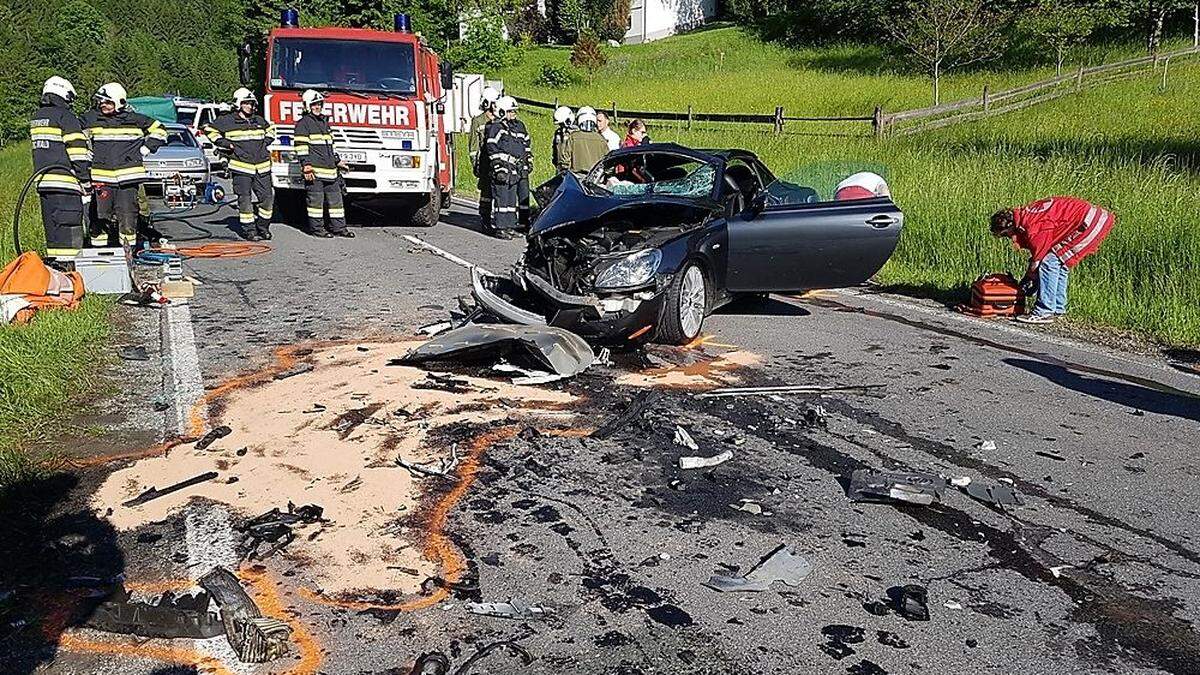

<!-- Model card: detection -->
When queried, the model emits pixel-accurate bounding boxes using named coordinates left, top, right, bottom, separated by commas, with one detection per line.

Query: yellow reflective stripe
left=238, top=212, right=255, bottom=223
left=88, top=128, right=146, bottom=140
left=119, top=233, right=137, bottom=245
left=66, top=147, right=92, bottom=159
left=147, top=121, right=167, bottom=140
left=257, top=207, right=273, bottom=219
left=306, top=207, right=324, bottom=217
left=46, top=247, right=81, bottom=255
left=228, top=159, right=273, bottom=173
left=226, top=129, right=267, bottom=140
left=39, top=173, right=80, bottom=183
left=203, top=126, right=223, bottom=141
left=92, top=166, right=147, bottom=177
left=30, top=126, right=63, bottom=136
left=295, top=147, right=310, bottom=156
left=328, top=208, right=345, bottom=218
left=63, top=132, right=87, bottom=143
left=311, top=167, right=338, bottom=179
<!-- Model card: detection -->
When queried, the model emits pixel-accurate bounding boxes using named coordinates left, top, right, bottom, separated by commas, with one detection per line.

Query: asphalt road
left=9, top=194, right=1200, bottom=675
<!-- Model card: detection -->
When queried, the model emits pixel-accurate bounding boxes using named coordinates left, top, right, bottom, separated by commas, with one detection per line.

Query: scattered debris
left=679, top=450, right=733, bottom=470
left=730, top=499, right=769, bottom=516
left=465, top=599, right=554, bottom=620
left=492, top=362, right=563, bottom=385
left=454, top=640, right=534, bottom=674
left=1036, top=450, right=1067, bottom=462
left=889, top=584, right=930, bottom=621
left=949, top=475, right=971, bottom=488
left=85, top=586, right=223, bottom=639
left=418, top=320, right=453, bottom=336
left=704, top=544, right=812, bottom=593
left=962, top=481, right=1024, bottom=506
left=194, top=425, right=232, bottom=451
left=397, top=324, right=594, bottom=377
left=673, top=426, right=699, bottom=451
left=199, top=567, right=291, bottom=663
left=411, top=372, right=476, bottom=393
left=237, top=503, right=326, bottom=560
left=410, top=652, right=451, bottom=675
left=591, top=391, right=663, bottom=439
left=122, top=471, right=219, bottom=508
left=976, top=440, right=997, bottom=452
left=1050, top=565, right=1072, bottom=578
left=944, top=600, right=963, bottom=610
left=696, top=384, right=884, bottom=399
left=273, top=362, right=314, bottom=380
left=397, top=445, right=461, bottom=479
left=118, top=345, right=150, bottom=361
left=801, top=405, right=828, bottom=428
left=847, top=469, right=946, bottom=505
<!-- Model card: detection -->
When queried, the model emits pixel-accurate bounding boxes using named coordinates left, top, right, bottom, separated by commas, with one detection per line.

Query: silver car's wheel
left=678, top=264, right=707, bottom=339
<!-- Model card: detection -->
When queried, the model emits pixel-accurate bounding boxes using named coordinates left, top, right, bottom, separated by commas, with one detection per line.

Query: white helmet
left=301, top=89, right=325, bottom=111
left=553, top=106, right=574, bottom=125
left=496, top=96, right=517, bottom=114
left=42, top=76, right=77, bottom=103
left=576, top=106, right=597, bottom=126
left=232, top=87, right=256, bottom=108
left=480, top=86, right=500, bottom=110
left=95, top=82, right=128, bottom=110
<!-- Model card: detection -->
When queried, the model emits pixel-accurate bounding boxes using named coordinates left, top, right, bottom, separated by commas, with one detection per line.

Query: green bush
left=535, top=63, right=579, bottom=88
left=446, top=16, right=521, bottom=72
left=570, top=32, right=608, bottom=70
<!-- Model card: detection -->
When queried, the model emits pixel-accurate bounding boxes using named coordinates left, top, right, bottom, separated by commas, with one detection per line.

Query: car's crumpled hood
left=529, top=172, right=717, bottom=239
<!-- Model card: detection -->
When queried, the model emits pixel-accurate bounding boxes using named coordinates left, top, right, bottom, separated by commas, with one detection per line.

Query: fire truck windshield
left=270, top=38, right=417, bottom=95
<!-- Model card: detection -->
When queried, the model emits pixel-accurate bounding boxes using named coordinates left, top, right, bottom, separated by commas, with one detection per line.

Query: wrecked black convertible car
left=474, top=143, right=904, bottom=344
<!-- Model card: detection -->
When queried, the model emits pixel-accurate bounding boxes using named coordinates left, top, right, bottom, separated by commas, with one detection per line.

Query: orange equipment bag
left=0, top=251, right=86, bottom=325
left=959, top=273, right=1025, bottom=317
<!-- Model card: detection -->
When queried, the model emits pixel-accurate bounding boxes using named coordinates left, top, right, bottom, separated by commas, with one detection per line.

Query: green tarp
left=127, top=96, right=177, bottom=124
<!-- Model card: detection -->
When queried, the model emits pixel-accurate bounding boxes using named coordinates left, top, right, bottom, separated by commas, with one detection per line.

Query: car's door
left=725, top=195, right=903, bottom=292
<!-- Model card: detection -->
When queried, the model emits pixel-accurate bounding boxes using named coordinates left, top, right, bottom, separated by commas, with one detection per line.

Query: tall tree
left=888, top=0, right=1008, bottom=105
left=1022, top=0, right=1100, bottom=74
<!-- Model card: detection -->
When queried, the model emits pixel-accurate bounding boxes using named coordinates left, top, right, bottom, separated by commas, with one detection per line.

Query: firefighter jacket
left=552, top=125, right=573, bottom=172
left=562, top=130, right=609, bottom=174
left=81, top=109, right=166, bottom=185
left=29, top=94, right=91, bottom=194
left=1013, top=196, right=1116, bottom=269
left=468, top=112, right=492, bottom=178
left=204, top=112, right=275, bottom=176
left=294, top=113, right=340, bottom=181
left=484, top=118, right=532, bottom=186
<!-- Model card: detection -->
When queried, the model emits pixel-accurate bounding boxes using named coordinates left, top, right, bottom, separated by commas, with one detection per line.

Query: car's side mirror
left=238, top=42, right=252, bottom=86
left=440, top=65, right=454, bottom=92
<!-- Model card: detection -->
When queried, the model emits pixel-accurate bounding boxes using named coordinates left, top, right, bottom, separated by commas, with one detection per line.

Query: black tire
left=410, top=189, right=440, bottom=227
left=653, top=261, right=708, bottom=345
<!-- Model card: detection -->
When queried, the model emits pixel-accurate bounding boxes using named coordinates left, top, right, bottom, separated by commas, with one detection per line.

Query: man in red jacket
left=990, top=196, right=1116, bottom=324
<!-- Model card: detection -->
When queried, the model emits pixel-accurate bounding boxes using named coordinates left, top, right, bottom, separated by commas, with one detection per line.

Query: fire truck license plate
left=340, top=151, right=367, bottom=164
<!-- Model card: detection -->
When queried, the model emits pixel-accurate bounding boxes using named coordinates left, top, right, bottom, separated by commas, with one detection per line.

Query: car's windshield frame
left=584, top=151, right=722, bottom=201
left=269, top=37, right=418, bottom=95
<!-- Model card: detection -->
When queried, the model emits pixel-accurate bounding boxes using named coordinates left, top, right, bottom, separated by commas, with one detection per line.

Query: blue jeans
left=1034, top=254, right=1069, bottom=317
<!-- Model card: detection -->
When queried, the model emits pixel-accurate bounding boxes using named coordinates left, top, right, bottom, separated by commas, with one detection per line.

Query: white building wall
left=624, top=0, right=716, bottom=44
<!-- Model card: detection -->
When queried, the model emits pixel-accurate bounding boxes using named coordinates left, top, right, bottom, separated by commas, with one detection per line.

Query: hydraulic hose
left=11, top=164, right=75, bottom=256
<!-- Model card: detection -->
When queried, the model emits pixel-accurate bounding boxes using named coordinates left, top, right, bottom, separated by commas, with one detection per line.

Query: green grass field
left=457, top=31, right=1200, bottom=347
left=0, top=145, right=113, bottom=486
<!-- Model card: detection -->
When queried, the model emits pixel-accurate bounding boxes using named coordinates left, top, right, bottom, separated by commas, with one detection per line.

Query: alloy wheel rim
left=679, top=266, right=706, bottom=338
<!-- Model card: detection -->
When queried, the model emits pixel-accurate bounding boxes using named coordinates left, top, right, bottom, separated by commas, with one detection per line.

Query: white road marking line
left=403, top=234, right=493, bottom=276
left=163, top=301, right=245, bottom=671
left=829, top=287, right=1184, bottom=377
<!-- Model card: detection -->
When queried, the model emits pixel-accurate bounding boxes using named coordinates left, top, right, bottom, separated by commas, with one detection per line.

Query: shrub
left=536, top=63, right=579, bottom=88
left=446, top=16, right=520, bottom=72
left=570, top=32, right=608, bottom=70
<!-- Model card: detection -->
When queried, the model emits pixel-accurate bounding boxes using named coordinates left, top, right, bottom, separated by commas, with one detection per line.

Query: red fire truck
left=252, top=10, right=455, bottom=227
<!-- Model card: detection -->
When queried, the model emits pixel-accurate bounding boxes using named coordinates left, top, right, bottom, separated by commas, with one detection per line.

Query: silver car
left=143, top=123, right=210, bottom=199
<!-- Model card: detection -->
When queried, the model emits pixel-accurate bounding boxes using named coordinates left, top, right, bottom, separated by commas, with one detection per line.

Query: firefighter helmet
left=42, top=76, right=77, bottom=103
left=480, top=86, right=500, bottom=110
left=95, top=82, right=128, bottom=110
left=553, top=106, right=574, bottom=125
left=496, top=96, right=517, bottom=114
left=576, top=106, right=598, bottom=130
left=233, top=87, right=256, bottom=108
left=301, top=89, right=326, bottom=111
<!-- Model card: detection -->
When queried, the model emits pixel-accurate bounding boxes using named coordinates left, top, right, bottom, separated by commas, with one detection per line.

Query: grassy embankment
left=0, top=145, right=113, bottom=486
left=456, top=28, right=1200, bottom=347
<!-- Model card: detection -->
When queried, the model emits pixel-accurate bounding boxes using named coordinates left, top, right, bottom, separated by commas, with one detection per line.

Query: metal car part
left=398, top=324, right=595, bottom=377
left=704, top=544, right=813, bottom=593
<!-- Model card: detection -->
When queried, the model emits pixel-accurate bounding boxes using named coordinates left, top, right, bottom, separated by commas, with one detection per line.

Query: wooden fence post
left=610, top=101, right=617, bottom=122
left=1161, top=56, right=1171, bottom=90
left=553, top=96, right=559, bottom=110
left=872, top=106, right=883, bottom=139
left=982, top=85, right=990, bottom=113
left=686, top=105, right=693, bottom=131
left=1075, top=65, right=1084, bottom=91
left=773, top=106, right=784, bottom=134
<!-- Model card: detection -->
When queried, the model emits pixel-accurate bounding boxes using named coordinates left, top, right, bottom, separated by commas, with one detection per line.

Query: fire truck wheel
left=410, top=189, right=440, bottom=228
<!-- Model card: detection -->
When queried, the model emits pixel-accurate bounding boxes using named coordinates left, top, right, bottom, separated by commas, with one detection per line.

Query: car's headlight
left=184, top=157, right=205, bottom=168
left=594, top=249, right=662, bottom=289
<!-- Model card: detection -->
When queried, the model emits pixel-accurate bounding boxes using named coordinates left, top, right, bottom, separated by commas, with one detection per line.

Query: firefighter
left=483, top=96, right=531, bottom=240
left=990, top=196, right=1117, bottom=324
left=204, top=87, right=276, bottom=241
left=561, top=107, right=609, bottom=175
left=551, top=105, right=575, bottom=172
left=294, top=89, right=352, bottom=238
left=468, top=86, right=500, bottom=230
left=81, top=82, right=166, bottom=251
left=29, top=76, right=90, bottom=261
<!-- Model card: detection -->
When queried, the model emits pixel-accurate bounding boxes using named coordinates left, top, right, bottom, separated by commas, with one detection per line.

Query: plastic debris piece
left=398, top=324, right=594, bottom=377
left=673, top=426, right=699, bottom=451
left=118, top=345, right=150, bottom=361
left=122, top=471, right=218, bottom=507
left=465, top=599, right=554, bottom=620
left=848, top=469, right=945, bottom=505
left=85, top=586, right=223, bottom=639
left=200, top=567, right=291, bottom=662
left=888, top=584, right=930, bottom=621
left=961, top=480, right=1024, bottom=507
left=703, top=544, right=812, bottom=593
left=944, top=600, right=963, bottom=610
left=977, top=440, right=997, bottom=451
left=679, top=450, right=733, bottom=470
left=591, top=391, right=663, bottom=439
left=396, top=445, right=461, bottom=479
left=194, top=425, right=232, bottom=451
left=1050, top=565, right=1072, bottom=578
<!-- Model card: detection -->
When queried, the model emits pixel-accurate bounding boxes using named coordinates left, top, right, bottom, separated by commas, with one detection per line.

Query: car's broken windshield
left=588, top=154, right=716, bottom=199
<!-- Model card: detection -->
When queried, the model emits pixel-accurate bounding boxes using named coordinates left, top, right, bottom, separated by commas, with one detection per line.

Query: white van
left=173, top=98, right=233, bottom=172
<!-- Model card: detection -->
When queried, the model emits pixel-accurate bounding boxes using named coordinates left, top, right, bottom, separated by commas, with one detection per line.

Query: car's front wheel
left=654, top=262, right=708, bottom=345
